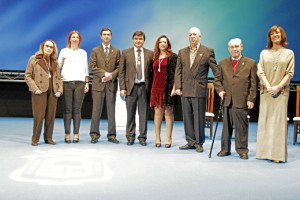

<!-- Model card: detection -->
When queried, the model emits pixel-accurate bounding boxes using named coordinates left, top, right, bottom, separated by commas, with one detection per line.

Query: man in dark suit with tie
left=175, top=27, right=222, bottom=153
left=215, top=38, right=257, bottom=159
left=89, top=27, right=121, bottom=144
left=119, top=31, right=154, bottom=146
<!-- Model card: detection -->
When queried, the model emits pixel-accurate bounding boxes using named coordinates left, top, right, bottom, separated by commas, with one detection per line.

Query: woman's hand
left=267, top=85, right=281, bottom=97
left=54, top=92, right=61, bottom=97
left=84, top=83, right=89, bottom=93
left=34, top=89, right=42, bottom=95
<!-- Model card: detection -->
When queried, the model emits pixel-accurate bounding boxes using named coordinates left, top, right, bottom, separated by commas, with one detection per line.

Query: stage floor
left=0, top=117, right=300, bottom=200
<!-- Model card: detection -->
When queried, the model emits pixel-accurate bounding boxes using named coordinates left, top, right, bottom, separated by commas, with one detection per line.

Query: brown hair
left=153, top=35, right=173, bottom=60
left=267, top=25, right=288, bottom=49
left=132, top=31, right=145, bottom=40
left=100, top=27, right=112, bottom=36
left=67, top=30, right=82, bottom=48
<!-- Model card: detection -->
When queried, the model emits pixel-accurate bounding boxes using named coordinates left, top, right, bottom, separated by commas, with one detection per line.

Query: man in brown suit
left=90, top=28, right=121, bottom=144
left=119, top=31, right=154, bottom=146
left=175, top=27, right=222, bottom=152
left=215, top=38, right=257, bottom=159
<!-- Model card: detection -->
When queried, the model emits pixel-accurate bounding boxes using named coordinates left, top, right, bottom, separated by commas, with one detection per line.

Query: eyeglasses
left=45, top=44, right=54, bottom=49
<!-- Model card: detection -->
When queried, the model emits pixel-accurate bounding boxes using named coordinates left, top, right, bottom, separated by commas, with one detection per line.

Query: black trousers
left=125, top=83, right=148, bottom=141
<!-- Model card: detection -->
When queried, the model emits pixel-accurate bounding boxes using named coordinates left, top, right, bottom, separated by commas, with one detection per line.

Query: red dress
left=150, top=57, right=168, bottom=108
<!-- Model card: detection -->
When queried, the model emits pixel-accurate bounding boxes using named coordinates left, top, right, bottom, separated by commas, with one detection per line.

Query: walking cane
left=208, top=99, right=223, bottom=158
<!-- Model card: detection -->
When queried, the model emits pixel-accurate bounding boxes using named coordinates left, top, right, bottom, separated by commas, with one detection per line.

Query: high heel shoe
left=272, top=160, right=281, bottom=163
left=65, top=138, right=71, bottom=143
left=73, top=134, right=79, bottom=143
left=65, top=134, right=71, bottom=144
left=155, top=143, right=161, bottom=148
left=165, top=144, right=171, bottom=148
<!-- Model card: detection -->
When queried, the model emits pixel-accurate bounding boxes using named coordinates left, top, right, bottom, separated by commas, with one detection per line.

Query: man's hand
left=218, top=91, right=226, bottom=100
left=102, top=72, right=113, bottom=82
left=175, top=89, right=182, bottom=96
left=247, top=101, right=254, bottom=109
left=120, top=90, right=127, bottom=97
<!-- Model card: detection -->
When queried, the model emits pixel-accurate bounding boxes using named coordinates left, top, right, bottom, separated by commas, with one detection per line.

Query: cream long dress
left=256, top=48, right=294, bottom=162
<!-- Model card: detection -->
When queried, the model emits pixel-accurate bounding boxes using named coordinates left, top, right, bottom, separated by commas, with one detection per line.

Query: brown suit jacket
left=174, top=44, right=221, bottom=97
left=215, top=56, right=258, bottom=108
left=25, top=55, right=63, bottom=93
left=90, top=45, right=120, bottom=92
left=119, top=47, right=154, bottom=96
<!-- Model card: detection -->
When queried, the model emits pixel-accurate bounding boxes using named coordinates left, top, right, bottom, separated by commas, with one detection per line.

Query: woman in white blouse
left=58, top=30, right=89, bottom=143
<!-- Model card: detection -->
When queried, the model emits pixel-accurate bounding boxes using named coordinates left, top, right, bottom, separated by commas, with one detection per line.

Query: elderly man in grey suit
left=119, top=31, right=154, bottom=146
left=175, top=27, right=222, bottom=153
left=215, top=38, right=257, bottom=159
left=90, top=27, right=121, bottom=144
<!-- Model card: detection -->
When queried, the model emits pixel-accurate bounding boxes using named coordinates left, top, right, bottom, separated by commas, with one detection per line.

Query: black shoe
left=73, top=134, right=79, bottom=143
left=194, top=144, right=204, bottom=153
left=239, top=153, right=248, bottom=160
left=217, top=151, right=231, bottom=157
left=90, top=133, right=99, bottom=144
left=179, top=144, right=195, bottom=150
left=155, top=143, right=161, bottom=148
left=73, top=139, right=79, bottom=143
left=91, top=138, right=98, bottom=144
left=139, top=140, right=147, bottom=146
left=65, top=138, right=71, bottom=144
left=127, top=140, right=134, bottom=145
left=108, top=138, right=119, bottom=144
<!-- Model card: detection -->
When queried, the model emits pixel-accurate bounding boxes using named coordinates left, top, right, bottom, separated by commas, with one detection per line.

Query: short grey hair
left=228, top=38, right=243, bottom=46
left=189, top=27, right=201, bottom=36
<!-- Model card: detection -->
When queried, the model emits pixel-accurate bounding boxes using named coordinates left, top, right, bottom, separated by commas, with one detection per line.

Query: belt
left=64, top=81, right=84, bottom=84
left=134, top=82, right=145, bottom=86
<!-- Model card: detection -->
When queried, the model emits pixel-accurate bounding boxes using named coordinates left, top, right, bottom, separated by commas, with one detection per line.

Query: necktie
left=136, top=49, right=142, bottom=80
left=232, top=60, right=239, bottom=73
left=105, top=47, right=109, bottom=58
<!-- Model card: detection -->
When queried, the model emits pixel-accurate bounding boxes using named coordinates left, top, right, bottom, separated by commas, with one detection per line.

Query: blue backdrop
left=0, top=0, right=299, bottom=80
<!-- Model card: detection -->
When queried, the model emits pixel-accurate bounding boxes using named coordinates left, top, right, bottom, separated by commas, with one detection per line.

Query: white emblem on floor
left=9, top=149, right=115, bottom=185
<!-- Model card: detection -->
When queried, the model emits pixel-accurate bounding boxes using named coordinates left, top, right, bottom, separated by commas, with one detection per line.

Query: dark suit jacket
left=215, top=56, right=258, bottom=108
left=119, top=47, right=154, bottom=96
left=174, top=44, right=222, bottom=97
left=90, top=45, right=120, bottom=92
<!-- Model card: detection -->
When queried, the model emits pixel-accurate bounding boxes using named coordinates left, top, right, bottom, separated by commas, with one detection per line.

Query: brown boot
left=46, top=139, right=56, bottom=145
left=31, top=141, right=38, bottom=146
left=32, top=137, right=39, bottom=146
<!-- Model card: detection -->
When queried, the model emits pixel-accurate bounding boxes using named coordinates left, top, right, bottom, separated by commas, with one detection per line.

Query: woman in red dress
left=150, top=35, right=177, bottom=148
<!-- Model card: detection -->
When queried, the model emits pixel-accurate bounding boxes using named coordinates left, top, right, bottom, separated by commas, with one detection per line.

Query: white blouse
left=58, top=48, right=89, bottom=81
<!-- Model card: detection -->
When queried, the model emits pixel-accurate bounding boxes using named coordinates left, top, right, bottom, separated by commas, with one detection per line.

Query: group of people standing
left=24, top=24, right=294, bottom=164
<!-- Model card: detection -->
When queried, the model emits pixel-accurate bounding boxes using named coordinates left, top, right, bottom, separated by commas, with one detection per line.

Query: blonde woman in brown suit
left=25, top=40, right=63, bottom=146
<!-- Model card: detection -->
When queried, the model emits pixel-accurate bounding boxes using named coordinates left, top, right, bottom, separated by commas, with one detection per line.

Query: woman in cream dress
left=256, top=25, right=294, bottom=163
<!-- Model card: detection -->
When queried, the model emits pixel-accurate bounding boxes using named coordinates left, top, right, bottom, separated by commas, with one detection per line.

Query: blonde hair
left=35, top=39, right=58, bottom=60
